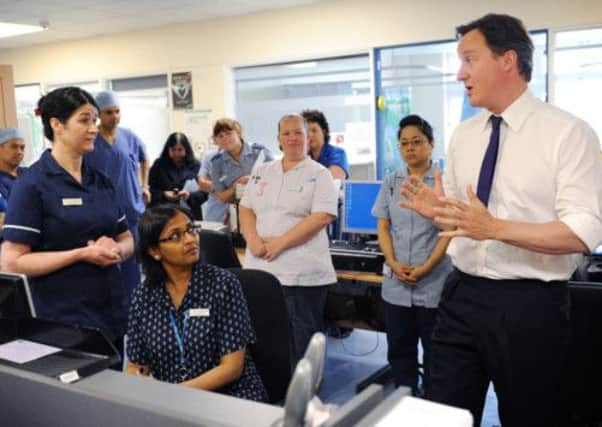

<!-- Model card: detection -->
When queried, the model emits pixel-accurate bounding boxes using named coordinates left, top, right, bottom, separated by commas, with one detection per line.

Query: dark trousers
left=282, top=285, right=330, bottom=370
left=383, top=302, right=437, bottom=394
left=427, top=269, right=570, bottom=427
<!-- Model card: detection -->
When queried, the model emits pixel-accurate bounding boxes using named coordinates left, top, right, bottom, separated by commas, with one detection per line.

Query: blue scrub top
left=86, top=127, right=147, bottom=229
left=316, top=143, right=350, bottom=178
left=0, top=166, right=26, bottom=201
left=210, top=142, right=273, bottom=193
left=371, top=165, right=452, bottom=308
left=3, top=150, right=129, bottom=338
left=199, top=149, right=228, bottom=222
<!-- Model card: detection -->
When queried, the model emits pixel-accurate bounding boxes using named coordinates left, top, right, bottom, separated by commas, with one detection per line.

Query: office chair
left=303, top=332, right=326, bottom=394
left=228, top=268, right=291, bottom=404
left=199, top=229, right=241, bottom=268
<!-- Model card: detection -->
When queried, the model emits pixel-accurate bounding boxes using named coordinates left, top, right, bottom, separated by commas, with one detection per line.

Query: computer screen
left=0, top=272, right=36, bottom=319
left=342, top=180, right=382, bottom=235
left=592, top=245, right=602, bottom=257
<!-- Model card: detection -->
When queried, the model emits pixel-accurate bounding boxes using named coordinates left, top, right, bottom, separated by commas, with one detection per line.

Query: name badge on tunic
left=189, top=308, right=210, bottom=317
left=62, top=198, right=83, bottom=206
left=287, top=185, right=303, bottom=192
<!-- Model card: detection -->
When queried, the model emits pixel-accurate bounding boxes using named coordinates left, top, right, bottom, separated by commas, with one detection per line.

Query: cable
left=339, top=329, right=380, bottom=357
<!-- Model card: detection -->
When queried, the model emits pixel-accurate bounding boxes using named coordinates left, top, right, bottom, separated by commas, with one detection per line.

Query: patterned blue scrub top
left=371, top=165, right=453, bottom=308
left=126, top=263, right=267, bottom=402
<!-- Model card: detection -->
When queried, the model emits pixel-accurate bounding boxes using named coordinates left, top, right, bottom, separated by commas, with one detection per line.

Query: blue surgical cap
left=0, top=128, right=23, bottom=145
left=95, top=91, right=120, bottom=111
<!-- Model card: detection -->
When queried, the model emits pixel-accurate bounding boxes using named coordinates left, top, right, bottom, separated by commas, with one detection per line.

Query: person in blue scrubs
left=209, top=118, right=273, bottom=208
left=301, top=109, right=349, bottom=180
left=0, top=87, right=134, bottom=340
left=371, top=115, right=452, bottom=395
left=85, top=90, right=148, bottom=326
left=0, top=128, right=26, bottom=229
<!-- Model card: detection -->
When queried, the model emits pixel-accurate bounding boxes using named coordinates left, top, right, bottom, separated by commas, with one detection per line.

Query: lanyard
left=169, top=310, right=189, bottom=369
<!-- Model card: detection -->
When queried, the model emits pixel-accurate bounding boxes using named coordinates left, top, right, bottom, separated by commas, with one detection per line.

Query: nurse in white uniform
left=239, top=113, right=338, bottom=367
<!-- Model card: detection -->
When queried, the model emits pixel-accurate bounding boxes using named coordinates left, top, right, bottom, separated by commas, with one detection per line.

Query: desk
left=235, top=247, right=382, bottom=286
left=0, top=364, right=283, bottom=427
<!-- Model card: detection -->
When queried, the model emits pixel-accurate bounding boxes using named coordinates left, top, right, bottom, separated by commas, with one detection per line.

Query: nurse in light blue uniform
left=371, top=114, right=452, bottom=395
left=198, top=148, right=228, bottom=222
left=1, top=87, right=134, bottom=339
left=209, top=118, right=273, bottom=208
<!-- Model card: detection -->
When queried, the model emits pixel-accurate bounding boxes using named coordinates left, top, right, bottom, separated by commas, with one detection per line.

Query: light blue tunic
left=199, top=149, right=228, bottom=222
left=371, top=165, right=452, bottom=308
left=210, top=142, right=273, bottom=192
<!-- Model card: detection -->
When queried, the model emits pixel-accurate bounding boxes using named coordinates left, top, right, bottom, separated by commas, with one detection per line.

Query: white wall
left=1, top=0, right=601, bottom=122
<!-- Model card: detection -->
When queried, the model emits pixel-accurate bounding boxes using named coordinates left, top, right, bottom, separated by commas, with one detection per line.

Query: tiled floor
left=319, top=329, right=501, bottom=427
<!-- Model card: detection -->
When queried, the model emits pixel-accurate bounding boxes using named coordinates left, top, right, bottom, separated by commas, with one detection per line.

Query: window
left=234, top=55, right=375, bottom=179
left=374, top=32, right=547, bottom=178
left=14, top=83, right=44, bottom=165
left=552, top=27, right=602, bottom=145
left=109, top=75, right=170, bottom=162
left=44, top=80, right=101, bottom=94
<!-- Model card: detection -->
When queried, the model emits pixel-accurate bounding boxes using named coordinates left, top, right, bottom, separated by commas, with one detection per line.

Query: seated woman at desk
left=148, top=132, right=206, bottom=219
left=239, top=113, right=338, bottom=367
left=125, top=205, right=267, bottom=402
left=371, top=114, right=452, bottom=395
left=1, top=87, right=134, bottom=341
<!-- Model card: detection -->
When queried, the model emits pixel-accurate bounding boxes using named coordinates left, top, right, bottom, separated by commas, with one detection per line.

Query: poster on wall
left=171, top=72, right=193, bottom=109
left=183, top=109, right=212, bottom=159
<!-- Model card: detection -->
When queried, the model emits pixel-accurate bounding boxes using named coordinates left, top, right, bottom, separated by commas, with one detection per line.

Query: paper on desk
left=375, top=396, right=472, bottom=427
left=0, top=339, right=61, bottom=364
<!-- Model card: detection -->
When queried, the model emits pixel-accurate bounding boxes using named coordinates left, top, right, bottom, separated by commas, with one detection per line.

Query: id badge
left=62, top=198, right=83, bottom=206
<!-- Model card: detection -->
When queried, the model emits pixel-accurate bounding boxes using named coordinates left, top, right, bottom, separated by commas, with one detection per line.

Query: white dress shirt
left=444, top=89, right=602, bottom=281
left=240, top=157, right=338, bottom=286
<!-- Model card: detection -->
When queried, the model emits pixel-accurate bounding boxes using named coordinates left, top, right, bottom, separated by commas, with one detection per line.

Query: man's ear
left=502, top=49, right=518, bottom=73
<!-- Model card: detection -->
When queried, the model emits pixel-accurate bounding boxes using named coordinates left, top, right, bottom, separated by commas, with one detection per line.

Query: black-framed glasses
left=158, top=224, right=201, bottom=244
left=398, top=138, right=427, bottom=149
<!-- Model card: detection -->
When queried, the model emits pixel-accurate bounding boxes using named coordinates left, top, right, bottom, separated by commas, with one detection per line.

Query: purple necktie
left=476, top=115, right=503, bottom=207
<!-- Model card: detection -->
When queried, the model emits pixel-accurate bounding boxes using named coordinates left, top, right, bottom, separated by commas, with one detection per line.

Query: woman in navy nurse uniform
left=371, top=115, right=452, bottom=395
left=0, top=87, right=134, bottom=340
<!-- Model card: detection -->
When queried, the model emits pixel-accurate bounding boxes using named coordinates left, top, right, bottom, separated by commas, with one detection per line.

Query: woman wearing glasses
left=371, top=115, right=452, bottom=395
left=125, top=205, right=267, bottom=402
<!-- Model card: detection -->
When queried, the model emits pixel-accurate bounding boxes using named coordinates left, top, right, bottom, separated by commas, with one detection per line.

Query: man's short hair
left=456, top=14, right=534, bottom=82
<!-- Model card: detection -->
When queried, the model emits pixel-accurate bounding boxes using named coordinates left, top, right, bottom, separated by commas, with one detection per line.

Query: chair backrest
left=303, top=332, right=326, bottom=394
left=228, top=268, right=291, bottom=404
left=199, top=229, right=241, bottom=268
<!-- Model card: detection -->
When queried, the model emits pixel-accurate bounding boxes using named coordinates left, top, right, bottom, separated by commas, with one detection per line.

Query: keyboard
left=329, top=241, right=383, bottom=256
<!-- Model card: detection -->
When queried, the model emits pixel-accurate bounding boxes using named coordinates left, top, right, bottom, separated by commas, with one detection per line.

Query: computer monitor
left=342, top=180, right=382, bottom=235
left=0, top=272, right=36, bottom=319
left=592, top=245, right=602, bottom=257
